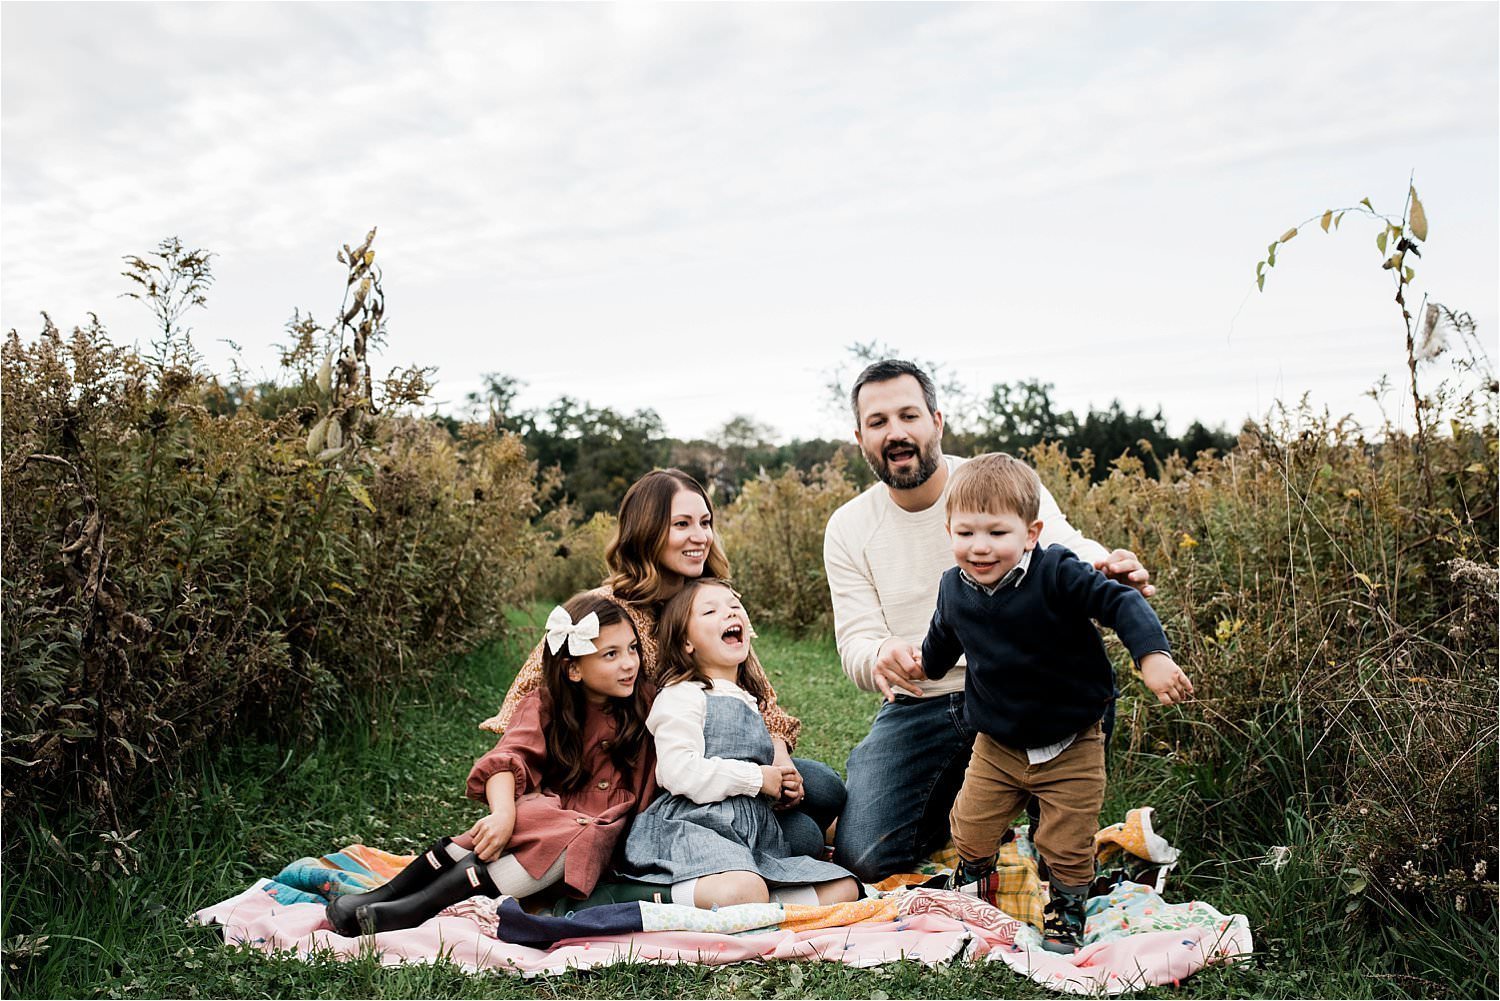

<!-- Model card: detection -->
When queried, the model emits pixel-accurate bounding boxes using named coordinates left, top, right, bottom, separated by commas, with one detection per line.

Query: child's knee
left=696, top=871, right=769, bottom=907
left=816, top=876, right=861, bottom=904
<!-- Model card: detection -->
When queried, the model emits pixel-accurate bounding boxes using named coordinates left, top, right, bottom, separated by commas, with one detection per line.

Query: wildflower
left=1178, top=533, right=1198, bottom=549
left=1214, top=617, right=1244, bottom=643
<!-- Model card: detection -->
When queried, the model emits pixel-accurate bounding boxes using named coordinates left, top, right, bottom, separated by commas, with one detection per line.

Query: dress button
left=597, top=780, right=610, bottom=790
left=600, top=739, right=611, bottom=749
left=576, top=817, right=589, bottom=825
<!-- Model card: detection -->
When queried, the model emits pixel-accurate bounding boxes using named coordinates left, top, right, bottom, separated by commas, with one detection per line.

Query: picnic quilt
left=192, top=808, right=1252, bottom=995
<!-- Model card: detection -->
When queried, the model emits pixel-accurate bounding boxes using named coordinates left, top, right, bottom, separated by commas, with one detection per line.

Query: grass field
left=3, top=604, right=1491, bottom=999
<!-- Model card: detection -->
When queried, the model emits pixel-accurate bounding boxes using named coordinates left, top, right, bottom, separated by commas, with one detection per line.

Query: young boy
left=918, top=453, right=1192, bottom=953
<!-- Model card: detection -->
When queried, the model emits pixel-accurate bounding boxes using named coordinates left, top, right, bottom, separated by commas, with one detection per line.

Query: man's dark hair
left=849, top=359, right=939, bottom=422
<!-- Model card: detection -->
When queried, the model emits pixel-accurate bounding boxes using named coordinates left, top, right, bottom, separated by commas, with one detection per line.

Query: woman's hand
left=465, top=811, right=515, bottom=862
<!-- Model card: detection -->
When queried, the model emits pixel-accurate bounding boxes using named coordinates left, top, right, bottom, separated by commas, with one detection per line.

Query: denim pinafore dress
left=622, top=692, right=855, bottom=888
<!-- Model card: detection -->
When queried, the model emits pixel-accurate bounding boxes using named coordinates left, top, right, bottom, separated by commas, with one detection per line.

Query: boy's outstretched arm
left=1139, top=651, right=1193, bottom=705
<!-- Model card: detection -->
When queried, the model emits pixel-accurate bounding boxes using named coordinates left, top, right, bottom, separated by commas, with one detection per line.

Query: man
left=824, top=359, right=1154, bottom=883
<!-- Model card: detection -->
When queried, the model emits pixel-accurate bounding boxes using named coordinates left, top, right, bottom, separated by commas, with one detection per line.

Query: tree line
left=456, top=372, right=1239, bottom=518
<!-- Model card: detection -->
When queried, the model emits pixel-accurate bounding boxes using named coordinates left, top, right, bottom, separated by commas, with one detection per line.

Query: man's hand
left=1140, top=652, right=1193, bottom=705
left=465, top=811, right=515, bottom=862
left=1094, top=549, right=1156, bottom=598
left=873, top=638, right=926, bottom=702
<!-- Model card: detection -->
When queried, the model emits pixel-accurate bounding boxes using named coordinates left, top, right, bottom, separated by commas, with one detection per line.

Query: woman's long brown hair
left=541, top=591, right=651, bottom=793
left=604, top=469, right=732, bottom=607
left=653, top=578, right=771, bottom=708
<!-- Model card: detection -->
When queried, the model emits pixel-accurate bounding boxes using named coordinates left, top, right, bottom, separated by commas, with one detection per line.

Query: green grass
left=3, top=610, right=1494, bottom=998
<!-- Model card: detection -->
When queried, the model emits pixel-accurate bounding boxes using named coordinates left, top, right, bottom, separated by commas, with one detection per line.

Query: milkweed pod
left=317, top=354, right=332, bottom=396
left=326, top=418, right=345, bottom=450
left=306, top=416, right=328, bottom=457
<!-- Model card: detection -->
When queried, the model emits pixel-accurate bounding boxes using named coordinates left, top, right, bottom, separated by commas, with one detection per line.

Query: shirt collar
left=958, top=546, right=1034, bottom=596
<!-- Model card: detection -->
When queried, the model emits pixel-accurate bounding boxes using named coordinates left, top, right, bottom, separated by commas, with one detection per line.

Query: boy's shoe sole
left=1039, top=934, right=1081, bottom=954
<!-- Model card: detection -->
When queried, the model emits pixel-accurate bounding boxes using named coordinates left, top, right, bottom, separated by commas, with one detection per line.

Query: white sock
left=444, top=842, right=470, bottom=862
left=484, top=851, right=566, bottom=898
left=670, top=877, right=699, bottom=906
left=769, top=884, right=819, bottom=906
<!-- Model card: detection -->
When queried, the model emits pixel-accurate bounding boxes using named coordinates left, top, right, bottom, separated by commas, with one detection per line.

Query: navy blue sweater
left=920, top=544, right=1170, bottom=749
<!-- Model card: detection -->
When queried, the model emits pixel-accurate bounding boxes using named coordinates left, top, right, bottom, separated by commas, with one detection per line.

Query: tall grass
left=6, top=612, right=1489, bottom=998
left=1, top=236, right=542, bottom=832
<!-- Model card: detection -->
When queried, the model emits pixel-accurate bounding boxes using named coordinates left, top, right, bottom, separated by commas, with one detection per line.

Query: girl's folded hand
left=760, top=763, right=796, bottom=797
left=467, top=811, right=515, bottom=862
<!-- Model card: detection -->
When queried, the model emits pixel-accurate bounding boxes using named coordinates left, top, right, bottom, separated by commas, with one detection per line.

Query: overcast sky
left=3, top=2, right=1496, bottom=442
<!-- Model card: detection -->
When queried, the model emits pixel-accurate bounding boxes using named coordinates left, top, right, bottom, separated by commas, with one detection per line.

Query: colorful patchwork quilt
left=192, top=808, right=1252, bottom=995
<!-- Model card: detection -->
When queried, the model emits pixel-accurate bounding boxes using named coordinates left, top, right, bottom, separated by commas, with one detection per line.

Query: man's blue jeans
left=833, top=693, right=976, bottom=883
left=833, top=693, right=1117, bottom=883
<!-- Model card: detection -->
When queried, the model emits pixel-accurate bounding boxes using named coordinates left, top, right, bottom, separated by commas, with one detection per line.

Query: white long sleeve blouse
left=648, top=678, right=766, bottom=804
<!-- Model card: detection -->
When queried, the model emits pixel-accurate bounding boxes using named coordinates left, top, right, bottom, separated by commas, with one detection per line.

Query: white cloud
left=3, top=2, right=1495, bottom=441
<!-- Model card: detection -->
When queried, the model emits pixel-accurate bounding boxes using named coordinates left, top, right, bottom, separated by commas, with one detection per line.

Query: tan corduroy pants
left=948, top=722, right=1105, bottom=887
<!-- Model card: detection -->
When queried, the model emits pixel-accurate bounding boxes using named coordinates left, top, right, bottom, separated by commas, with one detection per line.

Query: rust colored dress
left=467, top=685, right=659, bottom=898
left=482, top=585, right=802, bottom=749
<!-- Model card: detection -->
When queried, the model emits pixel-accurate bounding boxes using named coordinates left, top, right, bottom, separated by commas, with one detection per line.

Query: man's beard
left=865, top=436, right=941, bottom=490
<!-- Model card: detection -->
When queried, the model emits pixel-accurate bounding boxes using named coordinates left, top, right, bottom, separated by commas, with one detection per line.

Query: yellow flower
left=1215, top=617, right=1245, bottom=643
left=1179, top=532, right=1199, bottom=549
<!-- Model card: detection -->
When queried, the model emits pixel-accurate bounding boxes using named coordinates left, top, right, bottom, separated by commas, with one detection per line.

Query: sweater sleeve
left=1036, top=481, right=1110, bottom=566
left=649, top=683, right=765, bottom=804
left=824, top=508, right=887, bottom=694
left=919, top=576, right=963, bottom=681
left=467, top=690, right=547, bottom=802
left=1051, top=550, right=1170, bottom=661
left=480, top=633, right=546, bottom=734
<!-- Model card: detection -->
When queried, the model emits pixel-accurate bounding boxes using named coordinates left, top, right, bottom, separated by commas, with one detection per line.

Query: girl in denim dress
left=621, top=579, right=860, bottom=909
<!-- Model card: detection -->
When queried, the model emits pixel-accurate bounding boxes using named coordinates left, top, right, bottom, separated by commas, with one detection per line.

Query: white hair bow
left=545, top=606, right=600, bottom=656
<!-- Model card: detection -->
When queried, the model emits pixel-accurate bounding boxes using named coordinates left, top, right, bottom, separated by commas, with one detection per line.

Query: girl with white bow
left=325, top=591, right=657, bottom=936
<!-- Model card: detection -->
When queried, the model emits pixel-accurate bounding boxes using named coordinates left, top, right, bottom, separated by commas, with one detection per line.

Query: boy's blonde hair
left=945, top=452, right=1041, bottom=523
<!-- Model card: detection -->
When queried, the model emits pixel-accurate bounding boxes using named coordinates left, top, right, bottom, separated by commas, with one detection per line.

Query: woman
left=482, top=468, right=844, bottom=862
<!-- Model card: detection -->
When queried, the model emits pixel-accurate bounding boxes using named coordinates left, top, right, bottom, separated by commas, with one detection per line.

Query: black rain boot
left=325, top=837, right=457, bottom=936
left=946, top=854, right=1000, bottom=908
left=1041, top=880, right=1088, bottom=953
left=354, top=856, right=501, bottom=935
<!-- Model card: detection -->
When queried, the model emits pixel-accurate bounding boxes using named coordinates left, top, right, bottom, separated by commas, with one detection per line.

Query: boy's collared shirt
left=957, top=546, right=1033, bottom=596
